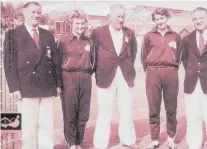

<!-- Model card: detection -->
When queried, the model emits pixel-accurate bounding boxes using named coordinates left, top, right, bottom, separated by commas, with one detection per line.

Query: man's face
left=23, top=4, right=42, bottom=27
left=192, top=10, right=207, bottom=32
left=154, top=14, right=169, bottom=30
left=109, top=8, right=125, bottom=30
left=72, top=18, right=86, bottom=36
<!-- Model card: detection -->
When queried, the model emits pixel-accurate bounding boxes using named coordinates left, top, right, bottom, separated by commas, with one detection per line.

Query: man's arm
left=90, top=29, right=98, bottom=72
left=180, top=36, right=188, bottom=70
left=131, top=30, right=137, bottom=64
left=4, top=29, right=20, bottom=93
left=50, top=33, right=62, bottom=90
left=141, top=34, right=150, bottom=72
left=176, top=34, right=182, bottom=64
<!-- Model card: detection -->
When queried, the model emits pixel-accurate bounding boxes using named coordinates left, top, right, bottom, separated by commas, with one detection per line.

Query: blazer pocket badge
left=125, top=36, right=129, bottom=43
left=85, top=45, right=90, bottom=52
left=46, top=46, right=52, bottom=59
left=168, top=41, right=177, bottom=49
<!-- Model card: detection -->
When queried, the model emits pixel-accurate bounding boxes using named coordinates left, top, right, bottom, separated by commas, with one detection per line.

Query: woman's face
left=72, top=18, right=86, bottom=36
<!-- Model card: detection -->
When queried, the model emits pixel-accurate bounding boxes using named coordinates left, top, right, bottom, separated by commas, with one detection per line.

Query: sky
left=2, top=0, right=207, bottom=15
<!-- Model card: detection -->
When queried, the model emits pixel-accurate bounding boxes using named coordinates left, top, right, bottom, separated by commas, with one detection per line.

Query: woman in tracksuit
left=58, top=9, right=94, bottom=149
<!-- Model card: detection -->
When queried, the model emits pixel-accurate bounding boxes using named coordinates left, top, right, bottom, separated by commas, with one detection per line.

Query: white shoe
left=168, top=137, right=177, bottom=149
left=145, top=140, right=159, bottom=149
left=76, top=145, right=82, bottom=149
left=70, top=145, right=76, bottom=149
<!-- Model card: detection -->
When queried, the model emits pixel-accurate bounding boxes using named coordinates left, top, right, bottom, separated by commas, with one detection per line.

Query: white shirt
left=109, top=25, right=123, bottom=56
left=25, top=24, right=39, bottom=37
left=196, top=29, right=207, bottom=49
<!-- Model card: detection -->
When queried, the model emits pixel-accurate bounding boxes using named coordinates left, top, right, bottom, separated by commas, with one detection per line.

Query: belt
left=62, top=69, right=93, bottom=74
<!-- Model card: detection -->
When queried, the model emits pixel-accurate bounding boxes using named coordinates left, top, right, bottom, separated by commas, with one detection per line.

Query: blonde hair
left=66, top=9, right=88, bottom=26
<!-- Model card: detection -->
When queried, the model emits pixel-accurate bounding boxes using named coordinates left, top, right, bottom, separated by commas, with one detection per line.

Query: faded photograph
left=1, top=1, right=207, bottom=149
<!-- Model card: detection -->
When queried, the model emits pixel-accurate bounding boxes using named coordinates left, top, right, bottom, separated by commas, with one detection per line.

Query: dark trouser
left=146, top=66, right=178, bottom=141
left=61, top=71, right=92, bottom=146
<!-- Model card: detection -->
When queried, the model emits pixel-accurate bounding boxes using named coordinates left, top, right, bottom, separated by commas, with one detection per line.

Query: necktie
left=32, top=28, right=39, bottom=49
left=199, top=32, right=205, bottom=55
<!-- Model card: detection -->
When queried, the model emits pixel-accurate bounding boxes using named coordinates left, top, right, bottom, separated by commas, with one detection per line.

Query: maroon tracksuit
left=141, top=26, right=181, bottom=140
left=58, top=33, right=94, bottom=146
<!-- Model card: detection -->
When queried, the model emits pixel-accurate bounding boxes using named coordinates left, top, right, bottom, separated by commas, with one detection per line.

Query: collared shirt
left=196, top=29, right=207, bottom=49
left=109, top=25, right=123, bottom=56
left=59, top=32, right=93, bottom=72
left=25, top=24, right=39, bottom=37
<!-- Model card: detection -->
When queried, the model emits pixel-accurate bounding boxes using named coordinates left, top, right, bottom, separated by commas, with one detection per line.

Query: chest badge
left=46, top=46, right=51, bottom=59
left=85, top=45, right=90, bottom=52
left=168, top=41, right=177, bottom=49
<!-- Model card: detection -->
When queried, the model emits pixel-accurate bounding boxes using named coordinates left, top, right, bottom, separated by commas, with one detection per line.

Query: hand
left=56, top=87, right=62, bottom=97
left=13, top=91, right=22, bottom=100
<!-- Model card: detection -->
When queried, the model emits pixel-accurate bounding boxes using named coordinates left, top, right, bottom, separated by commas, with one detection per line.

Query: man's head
left=67, top=9, right=88, bottom=36
left=108, top=4, right=126, bottom=31
left=152, top=8, right=171, bottom=30
left=191, top=7, right=207, bottom=32
left=22, top=2, right=42, bottom=27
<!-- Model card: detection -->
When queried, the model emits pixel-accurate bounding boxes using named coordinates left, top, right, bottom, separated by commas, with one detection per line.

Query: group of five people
left=4, top=1, right=207, bottom=149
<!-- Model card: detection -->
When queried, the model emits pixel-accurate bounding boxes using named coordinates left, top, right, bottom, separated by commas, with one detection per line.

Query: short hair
left=66, top=9, right=88, bottom=25
left=23, top=2, right=41, bottom=8
left=151, top=8, right=171, bottom=21
left=192, top=7, right=207, bottom=14
left=109, top=4, right=126, bottom=13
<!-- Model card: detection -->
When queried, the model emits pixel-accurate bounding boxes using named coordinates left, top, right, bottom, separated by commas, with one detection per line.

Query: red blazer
left=90, top=25, right=137, bottom=88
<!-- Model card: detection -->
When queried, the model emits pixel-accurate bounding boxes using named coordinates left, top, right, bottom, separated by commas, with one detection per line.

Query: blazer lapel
left=120, top=27, right=129, bottom=55
left=201, top=42, right=207, bottom=56
left=38, top=27, right=46, bottom=57
left=102, top=25, right=116, bottom=51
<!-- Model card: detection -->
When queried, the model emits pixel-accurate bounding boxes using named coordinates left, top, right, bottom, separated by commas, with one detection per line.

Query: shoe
left=123, top=144, right=139, bottom=149
left=69, top=145, right=76, bottom=149
left=168, top=137, right=177, bottom=149
left=145, top=141, right=159, bottom=149
left=76, top=145, right=82, bottom=149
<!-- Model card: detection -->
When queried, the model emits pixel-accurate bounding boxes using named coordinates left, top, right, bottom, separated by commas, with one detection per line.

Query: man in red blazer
left=4, top=2, right=61, bottom=149
left=91, top=4, right=138, bottom=149
left=181, top=7, right=207, bottom=149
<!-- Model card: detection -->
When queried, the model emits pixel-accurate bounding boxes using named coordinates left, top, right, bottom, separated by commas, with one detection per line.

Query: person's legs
left=93, top=84, right=116, bottom=149
left=185, top=80, right=203, bottom=149
left=116, top=67, right=136, bottom=146
left=77, top=73, right=92, bottom=146
left=145, top=67, right=162, bottom=149
left=38, top=96, right=55, bottom=149
left=146, top=67, right=162, bottom=141
left=18, top=98, right=40, bottom=149
left=61, top=72, right=79, bottom=147
left=163, top=67, right=178, bottom=148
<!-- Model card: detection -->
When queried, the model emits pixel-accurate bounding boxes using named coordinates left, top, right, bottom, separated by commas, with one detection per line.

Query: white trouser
left=185, top=80, right=207, bottom=149
left=93, top=67, right=136, bottom=149
left=18, top=97, right=54, bottom=149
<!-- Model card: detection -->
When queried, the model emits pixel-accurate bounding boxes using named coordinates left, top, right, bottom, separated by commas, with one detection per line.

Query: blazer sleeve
left=90, top=29, right=98, bottom=72
left=4, top=29, right=20, bottom=93
left=141, top=34, right=150, bottom=72
left=50, top=33, right=62, bottom=88
left=131, top=30, right=137, bottom=64
left=180, top=36, right=188, bottom=70
left=176, top=34, right=182, bottom=64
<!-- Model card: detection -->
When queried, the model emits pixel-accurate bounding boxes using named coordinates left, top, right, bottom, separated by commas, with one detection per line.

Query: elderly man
left=181, top=7, right=207, bottom=149
left=91, top=4, right=138, bottom=149
left=4, top=2, right=61, bottom=149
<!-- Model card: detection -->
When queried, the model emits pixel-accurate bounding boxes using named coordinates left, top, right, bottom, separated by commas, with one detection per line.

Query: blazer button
left=32, top=71, right=35, bottom=74
left=198, top=62, right=201, bottom=65
left=49, top=71, right=51, bottom=74
left=27, top=61, right=30, bottom=64
left=198, top=71, right=200, bottom=73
